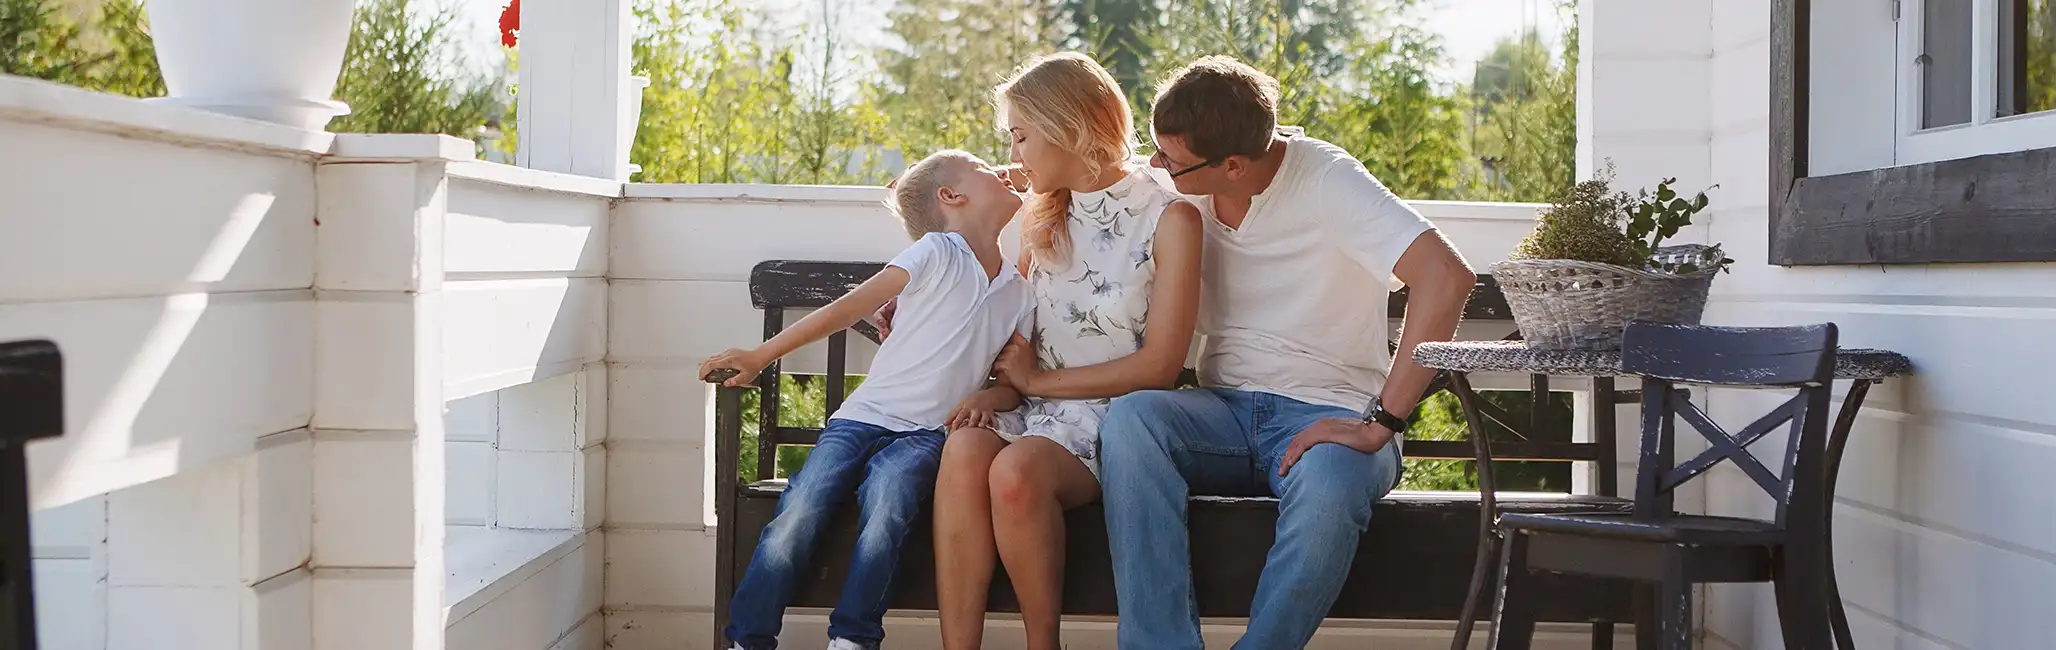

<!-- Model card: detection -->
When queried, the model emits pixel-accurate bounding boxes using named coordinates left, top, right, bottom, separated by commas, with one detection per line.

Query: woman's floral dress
left=994, top=165, right=1177, bottom=481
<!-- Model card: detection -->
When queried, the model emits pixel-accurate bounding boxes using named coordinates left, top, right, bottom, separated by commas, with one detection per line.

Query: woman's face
left=1008, top=123, right=1085, bottom=192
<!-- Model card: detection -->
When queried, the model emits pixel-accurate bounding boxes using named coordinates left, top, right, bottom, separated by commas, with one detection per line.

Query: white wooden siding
left=1590, top=0, right=2056, bottom=647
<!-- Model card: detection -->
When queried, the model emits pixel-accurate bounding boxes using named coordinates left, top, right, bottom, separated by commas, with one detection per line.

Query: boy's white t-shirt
left=1190, top=134, right=1435, bottom=412
left=832, top=232, right=1035, bottom=432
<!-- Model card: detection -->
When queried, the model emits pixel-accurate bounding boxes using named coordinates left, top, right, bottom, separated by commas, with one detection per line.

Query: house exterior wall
left=1587, top=0, right=2056, bottom=648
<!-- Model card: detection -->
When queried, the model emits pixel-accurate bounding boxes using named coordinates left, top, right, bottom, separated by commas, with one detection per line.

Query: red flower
left=499, top=0, right=520, bottom=48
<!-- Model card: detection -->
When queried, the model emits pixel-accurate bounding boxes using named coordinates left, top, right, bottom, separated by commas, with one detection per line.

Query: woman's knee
left=938, top=429, right=1004, bottom=481
left=987, top=445, right=1056, bottom=513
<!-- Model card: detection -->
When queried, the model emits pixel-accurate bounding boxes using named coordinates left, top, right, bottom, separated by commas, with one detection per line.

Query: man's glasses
left=1150, top=150, right=1221, bottom=177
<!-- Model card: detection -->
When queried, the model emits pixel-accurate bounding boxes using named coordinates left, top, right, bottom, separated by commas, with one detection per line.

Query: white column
left=313, top=140, right=456, bottom=650
left=515, top=0, right=635, bottom=180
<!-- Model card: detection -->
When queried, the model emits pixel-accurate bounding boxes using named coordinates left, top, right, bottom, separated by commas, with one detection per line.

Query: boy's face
left=950, top=157, right=1025, bottom=229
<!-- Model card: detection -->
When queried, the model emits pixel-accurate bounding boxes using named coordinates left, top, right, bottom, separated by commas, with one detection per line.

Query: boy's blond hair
left=884, top=150, right=979, bottom=240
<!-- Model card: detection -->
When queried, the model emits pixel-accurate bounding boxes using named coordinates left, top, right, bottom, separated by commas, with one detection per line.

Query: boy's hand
left=873, top=299, right=897, bottom=341
left=700, top=348, right=768, bottom=387
left=946, top=403, right=998, bottom=431
left=992, top=333, right=1040, bottom=394
left=945, top=389, right=1011, bottom=431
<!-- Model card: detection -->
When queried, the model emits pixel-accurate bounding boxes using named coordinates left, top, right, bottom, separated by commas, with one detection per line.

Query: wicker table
left=1414, top=340, right=1911, bottom=649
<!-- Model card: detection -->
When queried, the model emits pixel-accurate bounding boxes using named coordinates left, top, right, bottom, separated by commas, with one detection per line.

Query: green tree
left=1474, top=4, right=1578, bottom=202
left=0, top=0, right=88, bottom=83
left=84, top=0, right=161, bottom=98
left=329, top=0, right=502, bottom=141
left=871, top=0, right=1063, bottom=167
left=1054, top=0, right=1158, bottom=106
left=1328, top=25, right=1478, bottom=199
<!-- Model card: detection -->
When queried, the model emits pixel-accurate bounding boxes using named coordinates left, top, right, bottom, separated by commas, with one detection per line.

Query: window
left=1897, top=0, right=2056, bottom=164
left=1771, top=0, right=2056, bottom=266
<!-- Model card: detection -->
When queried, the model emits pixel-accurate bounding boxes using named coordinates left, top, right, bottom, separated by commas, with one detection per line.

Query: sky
left=458, top=0, right=1570, bottom=85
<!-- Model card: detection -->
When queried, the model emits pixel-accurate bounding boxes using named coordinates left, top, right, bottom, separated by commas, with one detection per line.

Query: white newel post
left=313, top=151, right=453, bottom=650
left=515, top=0, right=636, bottom=180
left=144, top=0, right=356, bottom=131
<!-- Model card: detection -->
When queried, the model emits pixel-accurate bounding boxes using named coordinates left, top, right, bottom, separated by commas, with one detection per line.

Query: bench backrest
left=740, top=259, right=1609, bottom=486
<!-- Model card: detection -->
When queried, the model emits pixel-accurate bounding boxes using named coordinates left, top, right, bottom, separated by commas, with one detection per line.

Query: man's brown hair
left=1151, top=55, right=1280, bottom=161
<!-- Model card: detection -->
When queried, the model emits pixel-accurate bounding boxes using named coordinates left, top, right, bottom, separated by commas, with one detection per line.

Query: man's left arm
left=1380, top=230, right=1476, bottom=419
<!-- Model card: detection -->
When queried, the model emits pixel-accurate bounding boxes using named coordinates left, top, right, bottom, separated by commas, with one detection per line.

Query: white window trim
left=1896, top=0, right=2056, bottom=164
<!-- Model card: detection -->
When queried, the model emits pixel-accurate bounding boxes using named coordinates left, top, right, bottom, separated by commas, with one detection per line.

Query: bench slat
left=728, top=487, right=1635, bottom=621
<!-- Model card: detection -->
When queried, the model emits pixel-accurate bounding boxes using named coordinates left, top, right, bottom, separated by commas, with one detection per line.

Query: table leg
left=1821, top=379, right=1874, bottom=650
left=1449, top=372, right=1501, bottom=650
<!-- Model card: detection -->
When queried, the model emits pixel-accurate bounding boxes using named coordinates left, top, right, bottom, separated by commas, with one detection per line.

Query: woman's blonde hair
left=996, top=52, right=1137, bottom=267
left=884, top=149, right=977, bottom=240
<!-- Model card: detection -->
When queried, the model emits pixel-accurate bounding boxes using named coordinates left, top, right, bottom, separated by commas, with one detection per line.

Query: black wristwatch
left=1361, top=396, right=1409, bottom=434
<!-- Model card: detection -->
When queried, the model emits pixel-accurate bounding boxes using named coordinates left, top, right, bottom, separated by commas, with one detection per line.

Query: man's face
left=1148, top=131, right=1226, bottom=196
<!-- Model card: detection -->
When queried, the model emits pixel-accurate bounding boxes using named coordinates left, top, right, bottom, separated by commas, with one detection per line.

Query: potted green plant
left=1493, top=164, right=1734, bottom=350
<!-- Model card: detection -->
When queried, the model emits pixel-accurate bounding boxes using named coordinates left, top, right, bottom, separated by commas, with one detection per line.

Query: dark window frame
left=1772, top=0, right=2056, bottom=265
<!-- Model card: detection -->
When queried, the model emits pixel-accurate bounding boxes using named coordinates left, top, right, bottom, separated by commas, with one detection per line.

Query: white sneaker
left=826, top=639, right=867, bottom=650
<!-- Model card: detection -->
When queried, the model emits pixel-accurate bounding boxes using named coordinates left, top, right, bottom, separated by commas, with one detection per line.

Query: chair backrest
left=1619, top=321, right=1838, bottom=528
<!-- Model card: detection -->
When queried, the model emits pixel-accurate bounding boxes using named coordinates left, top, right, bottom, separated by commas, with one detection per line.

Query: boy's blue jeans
left=723, top=418, right=945, bottom=650
left=1100, top=388, right=1402, bottom=650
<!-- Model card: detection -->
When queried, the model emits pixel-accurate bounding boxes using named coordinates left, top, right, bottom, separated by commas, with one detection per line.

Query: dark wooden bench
left=710, top=261, right=1638, bottom=648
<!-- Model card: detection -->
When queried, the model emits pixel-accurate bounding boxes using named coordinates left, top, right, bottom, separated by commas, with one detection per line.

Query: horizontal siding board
left=445, top=179, right=610, bottom=279
left=445, top=534, right=602, bottom=650
left=0, top=121, right=316, bottom=303
left=606, top=365, right=711, bottom=445
left=1834, top=507, right=2056, bottom=649
left=607, top=280, right=880, bottom=373
left=443, top=278, right=606, bottom=399
left=7, top=293, right=313, bottom=509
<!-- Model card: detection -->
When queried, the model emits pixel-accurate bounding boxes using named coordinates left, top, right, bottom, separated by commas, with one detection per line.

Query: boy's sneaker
left=826, top=639, right=869, bottom=650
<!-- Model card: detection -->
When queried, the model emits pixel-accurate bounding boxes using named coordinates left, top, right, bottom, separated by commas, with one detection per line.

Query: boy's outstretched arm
left=700, top=267, right=911, bottom=386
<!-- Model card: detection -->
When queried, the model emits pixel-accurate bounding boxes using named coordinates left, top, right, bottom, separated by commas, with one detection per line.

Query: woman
left=931, top=52, right=1203, bottom=650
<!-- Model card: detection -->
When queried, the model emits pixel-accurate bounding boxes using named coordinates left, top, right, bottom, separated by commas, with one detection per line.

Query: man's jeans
left=1101, top=388, right=1402, bottom=650
left=723, top=418, right=945, bottom=650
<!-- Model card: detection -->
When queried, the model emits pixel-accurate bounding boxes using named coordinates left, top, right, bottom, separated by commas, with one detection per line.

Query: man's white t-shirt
left=832, top=232, right=1036, bottom=432
left=1191, top=133, right=1435, bottom=413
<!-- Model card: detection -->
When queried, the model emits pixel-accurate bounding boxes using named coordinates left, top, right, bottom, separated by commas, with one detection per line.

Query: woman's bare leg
left=935, top=428, right=1007, bottom=650
left=988, top=438, right=1101, bottom=650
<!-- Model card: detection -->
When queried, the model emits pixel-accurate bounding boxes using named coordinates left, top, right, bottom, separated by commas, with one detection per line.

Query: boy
left=701, top=150, right=1035, bottom=650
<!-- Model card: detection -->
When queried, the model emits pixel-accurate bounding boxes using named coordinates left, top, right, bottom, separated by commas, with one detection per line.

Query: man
left=1099, top=55, right=1475, bottom=650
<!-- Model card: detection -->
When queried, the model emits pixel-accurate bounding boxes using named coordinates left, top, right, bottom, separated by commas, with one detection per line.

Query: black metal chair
left=1485, top=322, right=1841, bottom=650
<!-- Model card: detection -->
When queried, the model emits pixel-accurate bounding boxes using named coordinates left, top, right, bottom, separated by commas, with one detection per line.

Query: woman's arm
left=701, top=266, right=910, bottom=386
left=997, top=201, right=1202, bottom=399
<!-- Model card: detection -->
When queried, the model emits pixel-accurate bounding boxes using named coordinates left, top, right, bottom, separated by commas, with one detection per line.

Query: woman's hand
left=699, top=348, right=769, bottom=387
left=991, top=333, right=1041, bottom=394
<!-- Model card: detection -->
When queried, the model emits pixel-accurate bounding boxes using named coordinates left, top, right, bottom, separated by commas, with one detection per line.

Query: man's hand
left=873, top=299, right=897, bottom=341
left=699, top=348, right=769, bottom=387
left=1277, top=418, right=1394, bottom=477
left=991, top=333, right=1041, bottom=394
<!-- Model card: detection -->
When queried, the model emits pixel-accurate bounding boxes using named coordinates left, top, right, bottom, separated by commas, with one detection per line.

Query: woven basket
left=1491, top=245, right=1720, bottom=351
